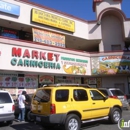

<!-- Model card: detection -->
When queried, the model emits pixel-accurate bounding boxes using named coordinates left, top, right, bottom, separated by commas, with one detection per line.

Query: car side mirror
left=104, top=96, right=108, bottom=100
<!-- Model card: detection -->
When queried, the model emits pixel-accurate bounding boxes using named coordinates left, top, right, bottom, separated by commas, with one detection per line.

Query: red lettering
left=12, top=47, right=21, bottom=57
left=23, top=49, right=30, bottom=58
left=54, top=54, right=60, bottom=61
left=48, top=53, right=53, bottom=61
left=40, top=52, right=46, bottom=60
left=32, top=50, right=38, bottom=59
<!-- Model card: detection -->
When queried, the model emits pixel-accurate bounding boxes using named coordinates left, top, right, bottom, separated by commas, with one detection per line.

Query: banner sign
left=91, top=56, right=130, bottom=75
left=31, top=8, right=75, bottom=32
left=0, top=43, right=91, bottom=75
left=39, top=75, right=54, bottom=84
left=0, top=73, right=38, bottom=88
left=55, top=76, right=81, bottom=84
left=32, top=28, right=65, bottom=48
left=0, top=0, right=20, bottom=16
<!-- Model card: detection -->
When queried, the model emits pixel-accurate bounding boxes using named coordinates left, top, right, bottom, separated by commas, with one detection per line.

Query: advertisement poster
left=0, top=43, right=91, bottom=76
left=39, top=75, right=54, bottom=84
left=84, top=77, right=102, bottom=88
left=88, top=78, right=97, bottom=84
left=55, top=76, right=81, bottom=84
left=32, top=28, right=65, bottom=48
left=31, top=8, right=75, bottom=32
left=91, top=56, right=130, bottom=75
left=0, top=73, right=38, bottom=88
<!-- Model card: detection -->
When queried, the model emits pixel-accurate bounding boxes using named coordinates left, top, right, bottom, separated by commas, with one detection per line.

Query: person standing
left=25, top=93, right=31, bottom=121
left=17, top=91, right=28, bottom=122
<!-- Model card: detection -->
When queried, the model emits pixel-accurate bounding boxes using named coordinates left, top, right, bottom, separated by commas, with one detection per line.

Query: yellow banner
left=31, top=8, right=75, bottom=32
left=32, top=28, right=65, bottom=48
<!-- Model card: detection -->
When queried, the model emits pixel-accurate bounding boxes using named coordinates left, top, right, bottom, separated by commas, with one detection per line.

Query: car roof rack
left=42, top=83, right=91, bottom=88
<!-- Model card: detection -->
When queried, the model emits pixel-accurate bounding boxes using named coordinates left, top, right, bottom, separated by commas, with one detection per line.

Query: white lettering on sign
left=0, top=3, right=11, bottom=11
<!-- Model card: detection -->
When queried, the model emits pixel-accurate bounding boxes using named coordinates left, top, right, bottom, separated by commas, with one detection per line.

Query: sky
left=29, top=0, right=130, bottom=21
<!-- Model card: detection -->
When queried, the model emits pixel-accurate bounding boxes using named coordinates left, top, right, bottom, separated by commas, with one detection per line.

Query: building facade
left=0, top=0, right=130, bottom=98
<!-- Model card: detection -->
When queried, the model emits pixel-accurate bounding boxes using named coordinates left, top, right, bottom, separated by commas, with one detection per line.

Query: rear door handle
left=0, top=106, right=4, bottom=108
left=92, top=103, right=95, bottom=105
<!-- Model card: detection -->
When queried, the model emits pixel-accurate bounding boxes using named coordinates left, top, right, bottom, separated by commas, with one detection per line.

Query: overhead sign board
left=31, top=8, right=75, bottom=32
left=0, top=0, right=20, bottom=16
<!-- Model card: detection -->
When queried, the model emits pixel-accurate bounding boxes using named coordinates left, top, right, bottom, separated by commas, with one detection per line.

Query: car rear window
left=55, top=90, right=69, bottom=102
left=0, top=93, right=12, bottom=104
left=99, top=90, right=108, bottom=96
left=34, top=89, right=51, bottom=102
left=110, top=90, right=124, bottom=96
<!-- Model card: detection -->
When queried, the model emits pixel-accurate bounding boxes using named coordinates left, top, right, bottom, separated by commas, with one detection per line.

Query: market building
left=0, top=0, right=130, bottom=98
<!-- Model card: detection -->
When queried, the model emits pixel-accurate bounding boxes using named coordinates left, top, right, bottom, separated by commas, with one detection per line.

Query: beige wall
left=95, top=0, right=121, bottom=18
left=101, top=15, right=124, bottom=51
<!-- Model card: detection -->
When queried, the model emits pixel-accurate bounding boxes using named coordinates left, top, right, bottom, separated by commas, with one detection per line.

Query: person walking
left=17, top=91, right=28, bottom=122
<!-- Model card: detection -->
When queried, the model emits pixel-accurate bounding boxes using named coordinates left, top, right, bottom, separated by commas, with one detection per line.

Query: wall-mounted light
left=97, top=20, right=101, bottom=25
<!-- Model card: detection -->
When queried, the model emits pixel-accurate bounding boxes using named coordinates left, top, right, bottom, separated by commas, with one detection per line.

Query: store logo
left=118, top=118, right=130, bottom=130
left=0, top=1, right=20, bottom=16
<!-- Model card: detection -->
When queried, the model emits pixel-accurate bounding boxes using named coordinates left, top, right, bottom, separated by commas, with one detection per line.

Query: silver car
left=98, top=88, right=129, bottom=110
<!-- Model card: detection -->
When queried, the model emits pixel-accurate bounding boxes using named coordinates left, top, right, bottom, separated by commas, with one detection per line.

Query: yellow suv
left=29, top=84, right=122, bottom=130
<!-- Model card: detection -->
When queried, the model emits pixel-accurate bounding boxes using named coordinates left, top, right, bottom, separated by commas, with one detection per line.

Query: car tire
left=109, top=107, right=122, bottom=124
left=27, top=111, right=34, bottom=122
left=6, top=120, right=13, bottom=126
left=64, top=114, right=81, bottom=130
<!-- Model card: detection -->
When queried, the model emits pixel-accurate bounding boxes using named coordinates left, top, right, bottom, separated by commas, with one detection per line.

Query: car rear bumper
left=122, top=101, right=129, bottom=109
left=30, top=112, right=66, bottom=124
left=0, top=113, right=15, bottom=122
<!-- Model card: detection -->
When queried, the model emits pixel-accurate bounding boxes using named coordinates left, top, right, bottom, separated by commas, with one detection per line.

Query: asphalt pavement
left=0, top=110, right=130, bottom=130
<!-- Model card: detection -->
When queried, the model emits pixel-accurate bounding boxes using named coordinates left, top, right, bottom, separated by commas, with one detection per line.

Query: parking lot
left=0, top=110, right=129, bottom=130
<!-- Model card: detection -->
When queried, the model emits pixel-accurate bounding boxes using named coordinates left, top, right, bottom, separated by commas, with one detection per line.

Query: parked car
left=0, top=90, right=15, bottom=125
left=126, top=94, right=130, bottom=105
left=98, top=88, right=129, bottom=110
left=29, top=84, right=122, bottom=130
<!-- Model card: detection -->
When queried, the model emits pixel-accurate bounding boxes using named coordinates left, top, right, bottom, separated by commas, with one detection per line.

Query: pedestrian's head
left=22, top=91, right=27, bottom=95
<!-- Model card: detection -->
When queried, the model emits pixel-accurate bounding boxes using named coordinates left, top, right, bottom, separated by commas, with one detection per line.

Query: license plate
left=36, top=117, right=41, bottom=122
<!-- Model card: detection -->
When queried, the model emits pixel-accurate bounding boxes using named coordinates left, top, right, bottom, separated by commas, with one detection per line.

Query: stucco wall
left=88, top=22, right=102, bottom=40
left=101, top=15, right=124, bottom=51
left=124, top=21, right=130, bottom=38
left=96, top=0, right=121, bottom=18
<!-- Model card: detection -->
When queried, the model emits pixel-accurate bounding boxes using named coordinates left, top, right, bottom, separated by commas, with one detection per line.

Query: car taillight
left=124, top=95, right=127, bottom=99
left=109, top=96, right=118, bottom=99
left=12, top=105, right=15, bottom=112
left=50, top=104, right=56, bottom=114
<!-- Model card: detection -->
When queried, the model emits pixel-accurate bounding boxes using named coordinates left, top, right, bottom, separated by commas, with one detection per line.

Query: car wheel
left=64, top=114, right=81, bottom=130
left=109, top=107, right=122, bottom=124
left=27, top=111, right=34, bottom=122
left=6, top=120, right=13, bottom=126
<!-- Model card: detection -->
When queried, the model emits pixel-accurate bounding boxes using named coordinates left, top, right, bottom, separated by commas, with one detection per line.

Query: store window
left=0, top=26, right=33, bottom=41
left=19, top=30, right=33, bottom=41
left=0, top=27, right=19, bottom=39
